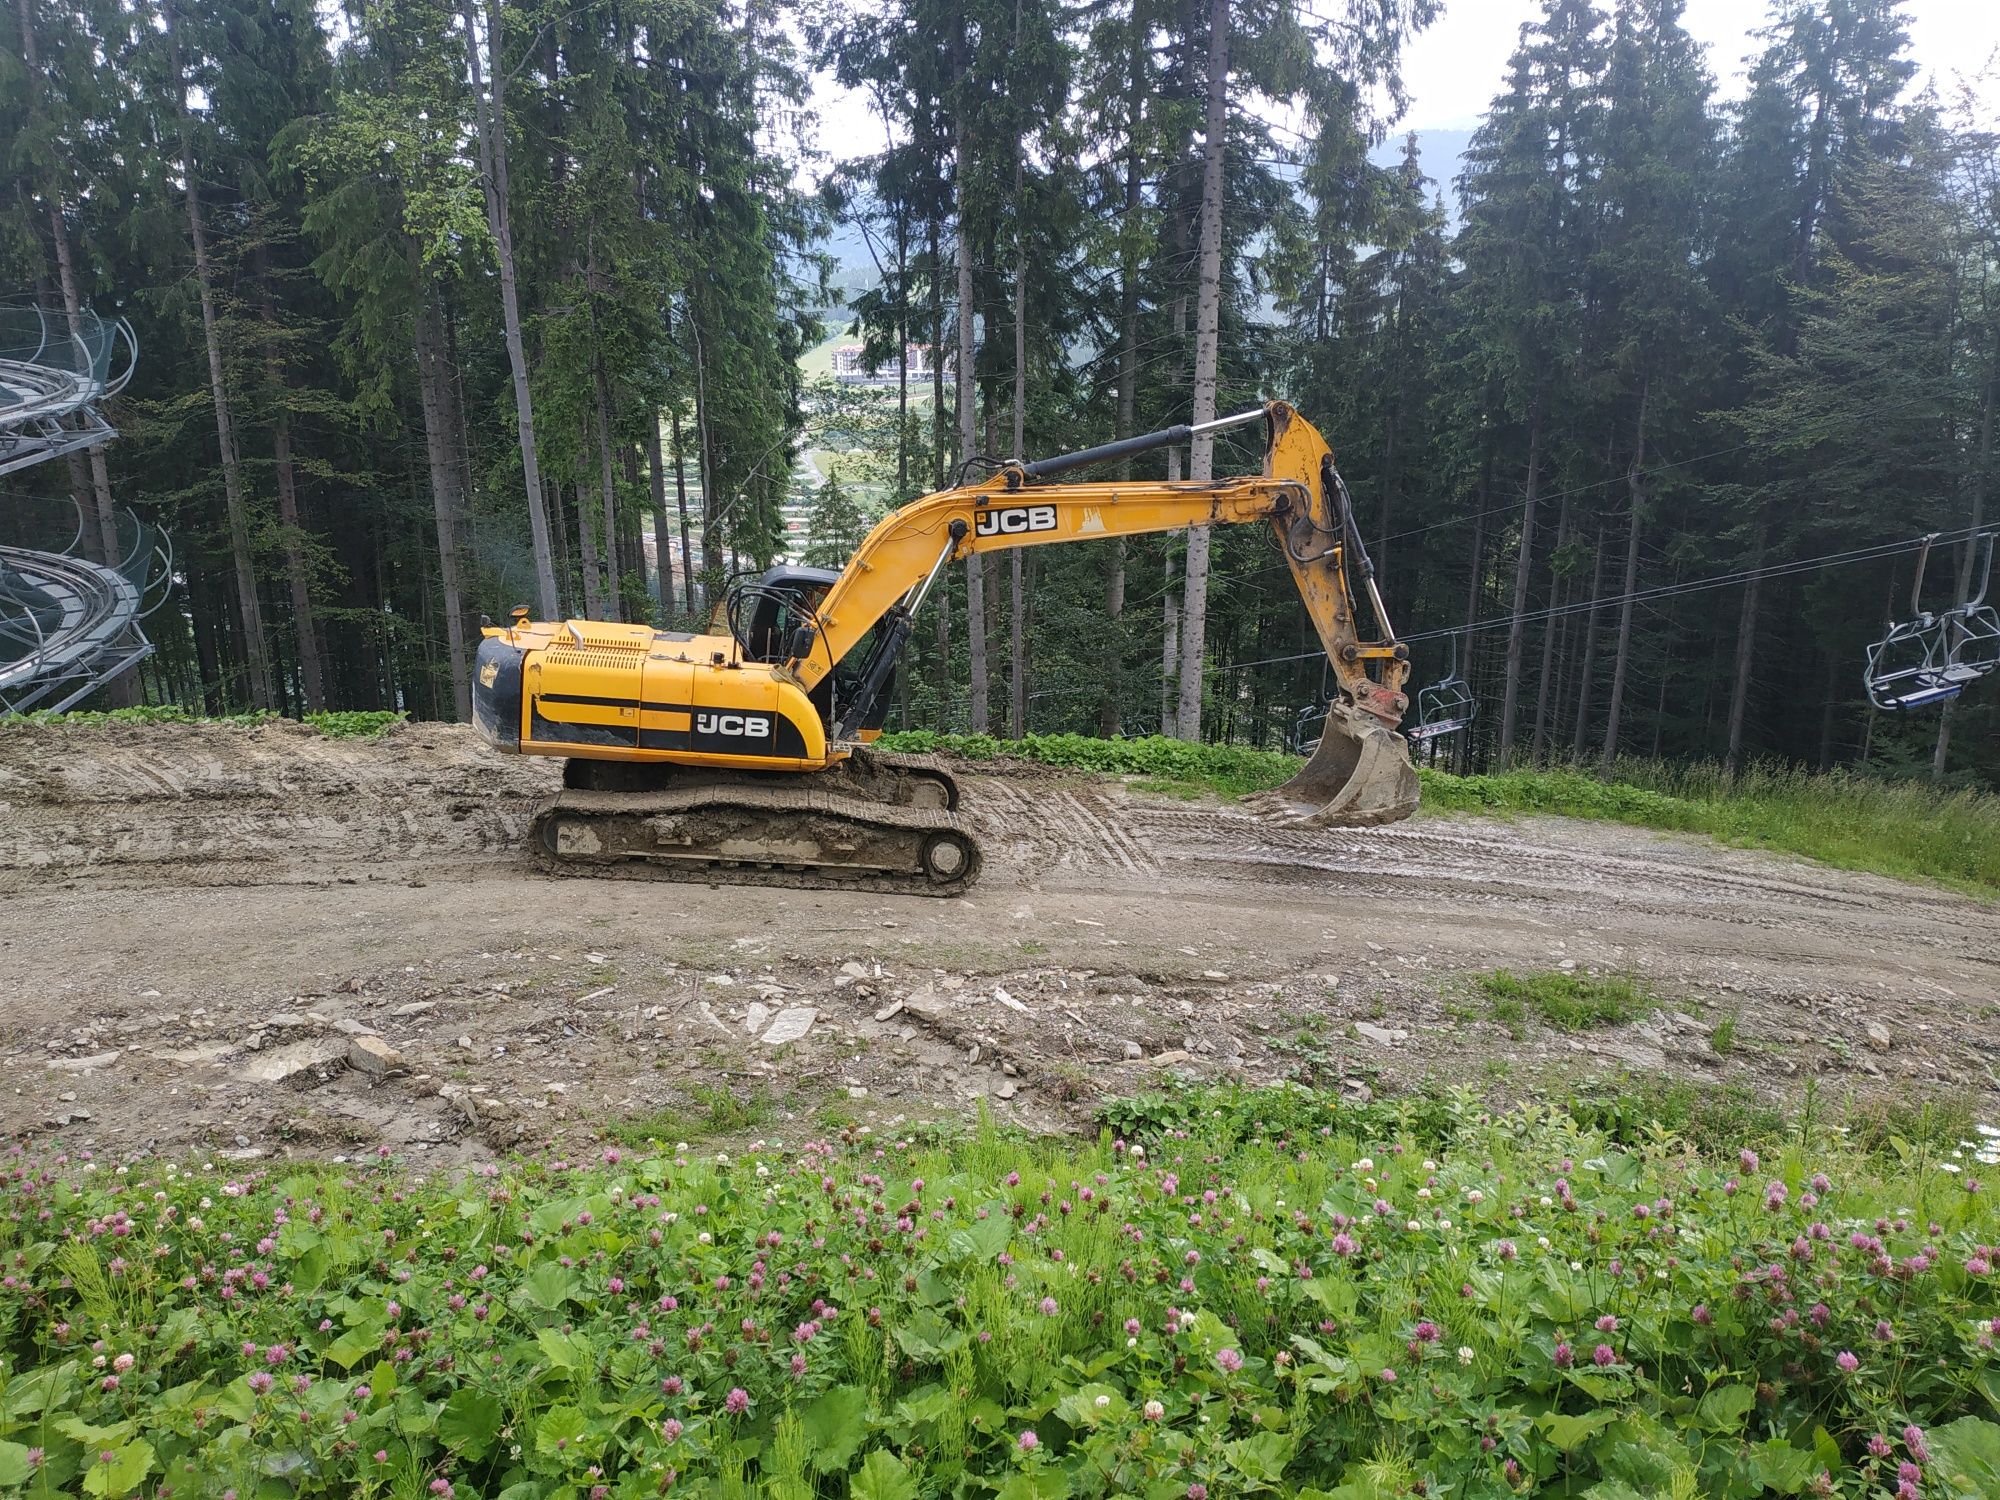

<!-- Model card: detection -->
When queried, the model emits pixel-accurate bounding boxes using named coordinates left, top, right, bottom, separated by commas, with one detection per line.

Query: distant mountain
left=814, top=127, right=1479, bottom=308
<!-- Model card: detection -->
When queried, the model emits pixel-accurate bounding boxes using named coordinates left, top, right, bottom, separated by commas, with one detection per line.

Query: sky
left=805, top=0, right=2000, bottom=179
left=1394, top=0, right=1998, bottom=132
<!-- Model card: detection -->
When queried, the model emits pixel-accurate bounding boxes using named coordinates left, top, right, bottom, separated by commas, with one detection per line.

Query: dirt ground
left=1, top=719, right=1995, bottom=1165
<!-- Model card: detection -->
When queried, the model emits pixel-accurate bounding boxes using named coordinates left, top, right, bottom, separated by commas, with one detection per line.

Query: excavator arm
left=781, top=401, right=1417, bottom=824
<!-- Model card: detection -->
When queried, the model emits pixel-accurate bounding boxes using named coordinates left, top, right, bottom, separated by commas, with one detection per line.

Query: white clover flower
left=1354, top=1158, right=1374, bottom=1172
left=1094, top=1394, right=1111, bottom=1409
left=1407, top=1219, right=1422, bottom=1232
left=1457, top=1346, right=1475, bottom=1366
left=1416, top=1188, right=1432, bottom=1201
left=1422, top=1160, right=1437, bottom=1172
left=1143, top=1399, right=1165, bottom=1420
left=1466, top=1190, right=1484, bottom=1204
left=1540, top=1195, right=1553, bottom=1207
left=698, top=1232, right=713, bottom=1245
left=1537, top=1236, right=1550, bottom=1249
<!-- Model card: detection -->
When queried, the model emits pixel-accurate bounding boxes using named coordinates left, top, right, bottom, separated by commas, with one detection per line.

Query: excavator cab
left=727, top=564, right=893, bottom=734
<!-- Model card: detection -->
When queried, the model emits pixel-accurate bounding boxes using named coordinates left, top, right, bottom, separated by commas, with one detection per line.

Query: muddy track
left=0, top=721, right=1994, bottom=1164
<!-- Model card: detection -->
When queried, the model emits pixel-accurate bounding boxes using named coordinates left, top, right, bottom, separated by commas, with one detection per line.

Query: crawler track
left=531, top=749, right=981, bottom=896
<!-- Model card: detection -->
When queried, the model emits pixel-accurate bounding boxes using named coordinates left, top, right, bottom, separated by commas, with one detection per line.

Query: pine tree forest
left=5, top=0, right=1997, bottom=788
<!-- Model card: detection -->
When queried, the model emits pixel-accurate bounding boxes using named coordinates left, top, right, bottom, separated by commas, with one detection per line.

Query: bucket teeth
left=1245, top=702, right=1420, bottom=828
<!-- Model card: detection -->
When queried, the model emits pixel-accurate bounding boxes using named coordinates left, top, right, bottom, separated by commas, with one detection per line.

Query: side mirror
left=786, top=624, right=818, bottom=661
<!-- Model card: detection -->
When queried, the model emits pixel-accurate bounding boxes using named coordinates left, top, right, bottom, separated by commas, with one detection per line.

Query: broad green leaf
left=1054, top=1383, right=1127, bottom=1428
left=1694, top=1383, right=1755, bottom=1434
left=1225, top=1430, right=1297, bottom=1484
left=1744, top=1438, right=1816, bottom=1494
left=947, top=1212, right=1013, bottom=1262
left=891, top=1308, right=965, bottom=1360
left=801, top=1384, right=869, bottom=1473
left=321, top=1324, right=382, bottom=1369
left=1538, top=1409, right=1616, bottom=1451
left=850, top=1448, right=918, bottom=1500
left=54, top=1416, right=135, bottom=1449
left=1, top=1362, right=78, bottom=1421
left=996, top=1472, right=1072, bottom=1500
left=79, top=1439, right=153, bottom=1498
left=536, top=1327, right=592, bottom=1373
left=516, top=1260, right=581, bottom=1312
left=1926, top=1416, right=2000, bottom=1499
left=0, top=1442, right=32, bottom=1486
left=535, top=1405, right=589, bottom=1458
left=438, top=1388, right=504, bottom=1457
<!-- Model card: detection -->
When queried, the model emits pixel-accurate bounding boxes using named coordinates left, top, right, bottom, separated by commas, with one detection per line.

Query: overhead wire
left=1211, top=524, right=1993, bottom=676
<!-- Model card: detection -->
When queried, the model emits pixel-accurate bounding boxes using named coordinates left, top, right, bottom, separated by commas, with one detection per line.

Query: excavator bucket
left=1248, top=702, right=1420, bottom=828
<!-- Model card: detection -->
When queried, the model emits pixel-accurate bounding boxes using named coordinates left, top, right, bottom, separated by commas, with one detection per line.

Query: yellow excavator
left=472, top=401, right=1418, bottom=894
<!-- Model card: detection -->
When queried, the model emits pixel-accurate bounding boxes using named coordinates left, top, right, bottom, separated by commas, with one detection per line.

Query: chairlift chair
left=1405, top=636, right=1477, bottom=747
left=1863, top=532, right=1999, bottom=711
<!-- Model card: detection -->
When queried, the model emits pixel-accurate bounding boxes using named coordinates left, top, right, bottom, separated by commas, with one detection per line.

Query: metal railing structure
left=0, top=300, right=169, bottom=713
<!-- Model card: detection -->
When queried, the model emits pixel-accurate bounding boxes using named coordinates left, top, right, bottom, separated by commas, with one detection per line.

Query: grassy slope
left=877, top=731, right=2000, bottom=899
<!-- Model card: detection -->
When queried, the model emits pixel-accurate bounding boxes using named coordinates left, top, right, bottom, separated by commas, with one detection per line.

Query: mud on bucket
left=1246, top=702, right=1420, bottom=828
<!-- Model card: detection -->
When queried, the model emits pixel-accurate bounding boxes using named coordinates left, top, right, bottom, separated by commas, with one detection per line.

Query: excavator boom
left=473, top=401, right=1419, bottom=892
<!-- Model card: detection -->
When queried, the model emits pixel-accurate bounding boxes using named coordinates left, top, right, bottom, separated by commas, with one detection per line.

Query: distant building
left=831, top=342, right=948, bottom=386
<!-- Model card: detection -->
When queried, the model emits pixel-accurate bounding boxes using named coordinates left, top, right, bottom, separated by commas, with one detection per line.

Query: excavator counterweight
left=473, top=401, right=1419, bottom=893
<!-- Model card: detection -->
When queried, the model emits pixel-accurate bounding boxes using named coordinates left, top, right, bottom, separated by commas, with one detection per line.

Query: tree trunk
left=647, top=421, right=674, bottom=620
left=1497, top=394, right=1545, bottom=764
left=1530, top=487, right=1572, bottom=762
left=1176, top=0, right=1230, bottom=742
left=1569, top=525, right=1606, bottom=762
left=167, top=0, right=273, bottom=711
left=1933, top=356, right=1994, bottom=780
left=955, top=28, right=988, bottom=735
left=258, top=286, right=327, bottom=714
left=593, top=375, right=623, bottom=622
left=1009, top=159, right=1028, bottom=739
left=1100, top=43, right=1143, bottom=739
left=463, top=0, right=558, bottom=619
left=18, top=0, right=126, bottom=608
left=1161, top=588, right=1180, bottom=739
left=410, top=276, right=471, bottom=719
left=669, top=408, right=695, bottom=623
left=895, top=197, right=910, bottom=497
left=928, top=214, right=951, bottom=721
left=1600, top=387, right=1648, bottom=773
left=575, top=462, right=603, bottom=621
left=1724, top=522, right=1767, bottom=773
left=691, top=314, right=723, bottom=613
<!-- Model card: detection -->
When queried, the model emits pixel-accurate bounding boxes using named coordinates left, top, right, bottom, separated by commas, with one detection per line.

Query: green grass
left=1422, top=757, right=2000, bottom=898
left=601, top=1083, right=775, bottom=1147
left=878, top=731, right=2000, bottom=899
left=1479, top=968, right=1657, bottom=1031
left=876, top=730, right=1305, bottom=798
left=5, top=704, right=404, bottom=738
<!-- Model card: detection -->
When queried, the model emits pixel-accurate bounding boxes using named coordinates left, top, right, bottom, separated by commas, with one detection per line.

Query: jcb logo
left=697, top=712, right=770, bottom=738
left=975, top=505, right=1058, bottom=538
